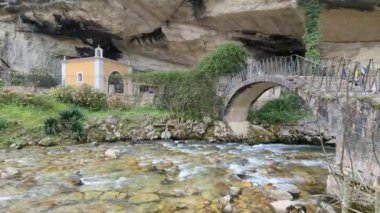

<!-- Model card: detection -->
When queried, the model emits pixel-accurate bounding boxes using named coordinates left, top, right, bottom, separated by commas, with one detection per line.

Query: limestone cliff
left=0, top=0, right=379, bottom=75
left=0, top=0, right=304, bottom=74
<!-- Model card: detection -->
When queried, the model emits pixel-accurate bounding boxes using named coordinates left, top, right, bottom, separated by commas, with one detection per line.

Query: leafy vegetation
left=134, top=42, right=248, bottom=118
left=248, top=93, right=310, bottom=125
left=0, top=118, right=13, bottom=130
left=43, top=118, right=60, bottom=135
left=52, top=85, right=107, bottom=110
left=59, top=108, right=84, bottom=127
left=8, top=72, right=59, bottom=88
left=43, top=108, right=85, bottom=142
left=0, top=89, right=53, bottom=109
left=299, top=0, right=321, bottom=60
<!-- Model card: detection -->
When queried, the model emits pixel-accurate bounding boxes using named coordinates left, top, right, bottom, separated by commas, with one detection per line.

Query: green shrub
left=43, top=108, right=86, bottom=142
left=0, top=89, right=53, bottom=109
left=52, top=85, right=107, bottom=110
left=0, top=118, right=14, bottom=130
left=69, top=120, right=85, bottom=141
left=249, top=94, right=309, bottom=125
left=10, top=73, right=28, bottom=86
left=44, top=118, right=61, bottom=135
left=51, top=86, right=77, bottom=103
left=28, top=74, right=59, bottom=88
left=134, top=42, right=248, bottom=118
left=59, top=108, right=84, bottom=128
left=195, top=42, right=248, bottom=76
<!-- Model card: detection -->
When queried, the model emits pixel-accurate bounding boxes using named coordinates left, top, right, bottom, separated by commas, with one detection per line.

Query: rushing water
left=0, top=141, right=334, bottom=212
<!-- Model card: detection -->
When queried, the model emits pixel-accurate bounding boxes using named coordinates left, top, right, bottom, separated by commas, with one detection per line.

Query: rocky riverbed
left=0, top=141, right=336, bottom=212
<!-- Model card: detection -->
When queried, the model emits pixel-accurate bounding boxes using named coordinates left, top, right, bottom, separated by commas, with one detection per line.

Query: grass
left=0, top=97, right=172, bottom=148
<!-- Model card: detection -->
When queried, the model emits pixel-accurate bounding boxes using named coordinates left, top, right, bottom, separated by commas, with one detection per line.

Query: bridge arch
left=222, top=75, right=314, bottom=122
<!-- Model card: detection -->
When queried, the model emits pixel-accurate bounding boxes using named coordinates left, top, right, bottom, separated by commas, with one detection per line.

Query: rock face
left=320, top=7, right=380, bottom=67
left=0, top=0, right=304, bottom=74
left=0, top=1, right=378, bottom=76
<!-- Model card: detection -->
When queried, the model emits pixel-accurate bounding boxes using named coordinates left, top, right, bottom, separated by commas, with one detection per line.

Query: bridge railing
left=223, top=55, right=379, bottom=97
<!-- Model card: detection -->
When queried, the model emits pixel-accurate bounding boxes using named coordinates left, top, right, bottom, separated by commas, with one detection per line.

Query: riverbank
left=2, top=106, right=334, bottom=150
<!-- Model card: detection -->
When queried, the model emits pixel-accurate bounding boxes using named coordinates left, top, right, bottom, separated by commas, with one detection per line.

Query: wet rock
left=91, top=141, right=99, bottom=146
left=38, top=137, right=59, bottom=147
left=161, top=130, right=171, bottom=140
left=87, top=129, right=107, bottom=143
left=270, top=200, right=297, bottom=213
left=170, top=187, right=200, bottom=197
left=192, top=122, right=206, bottom=136
left=246, top=125, right=276, bottom=144
left=154, top=161, right=174, bottom=170
left=228, top=186, right=242, bottom=197
left=0, top=167, right=20, bottom=179
left=104, top=147, right=122, bottom=159
left=54, top=192, right=84, bottom=202
left=117, top=192, right=128, bottom=199
left=69, top=178, right=83, bottom=186
left=239, top=180, right=253, bottom=189
left=273, top=183, right=300, bottom=198
left=286, top=153, right=319, bottom=160
left=99, top=191, right=122, bottom=200
left=171, top=203, right=188, bottom=211
left=221, top=195, right=231, bottom=206
left=268, top=190, right=293, bottom=201
left=10, top=142, right=26, bottom=150
left=223, top=202, right=233, bottom=213
left=129, top=193, right=160, bottom=204
left=84, top=191, right=102, bottom=200
left=20, top=176, right=38, bottom=187
left=212, top=121, right=233, bottom=141
left=172, top=129, right=187, bottom=140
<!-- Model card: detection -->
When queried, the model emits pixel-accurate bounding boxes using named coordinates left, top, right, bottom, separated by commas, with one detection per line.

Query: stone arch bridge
left=223, top=55, right=380, bottom=122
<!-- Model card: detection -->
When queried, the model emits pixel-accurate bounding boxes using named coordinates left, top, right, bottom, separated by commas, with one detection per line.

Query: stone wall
left=316, top=96, right=380, bottom=208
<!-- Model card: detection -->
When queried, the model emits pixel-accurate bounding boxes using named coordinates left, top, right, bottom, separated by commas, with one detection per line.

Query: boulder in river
left=268, top=190, right=293, bottom=201
left=104, top=148, right=122, bottom=159
left=0, top=167, right=20, bottom=179
left=270, top=200, right=306, bottom=213
left=273, top=183, right=300, bottom=199
left=228, top=186, right=242, bottom=197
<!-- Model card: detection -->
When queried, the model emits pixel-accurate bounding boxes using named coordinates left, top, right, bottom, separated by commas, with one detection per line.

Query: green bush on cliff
left=249, top=93, right=309, bottom=125
left=298, top=0, right=321, bottom=60
left=134, top=42, right=248, bottom=118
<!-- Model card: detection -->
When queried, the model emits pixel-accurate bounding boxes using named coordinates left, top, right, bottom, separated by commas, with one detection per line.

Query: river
left=0, top=141, right=334, bottom=212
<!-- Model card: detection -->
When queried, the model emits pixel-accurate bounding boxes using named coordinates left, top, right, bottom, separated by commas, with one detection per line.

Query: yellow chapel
left=61, top=46, right=133, bottom=95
